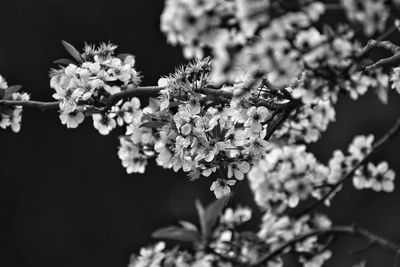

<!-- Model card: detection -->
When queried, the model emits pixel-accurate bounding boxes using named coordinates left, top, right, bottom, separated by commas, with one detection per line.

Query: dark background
left=0, top=1, right=399, bottom=266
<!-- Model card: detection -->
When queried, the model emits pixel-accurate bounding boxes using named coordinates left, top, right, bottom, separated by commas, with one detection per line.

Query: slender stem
left=0, top=85, right=300, bottom=113
left=0, top=100, right=60, bottom=111
left=252, top=225, right=400, bottom=266
left=298, top=117, right=400, bottom=217
left=105, top=85, right=163, bottom=108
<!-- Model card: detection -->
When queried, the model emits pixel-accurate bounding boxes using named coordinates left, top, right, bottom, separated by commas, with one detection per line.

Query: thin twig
left=0, top=84, right=301, bottom=113
left=361, top=39, right=400, bottom=71
left=105, top=85, right=163, bottom=108
left=0, top=100, right=59, bottom=111
left=252, top=225, right=400, bottom=266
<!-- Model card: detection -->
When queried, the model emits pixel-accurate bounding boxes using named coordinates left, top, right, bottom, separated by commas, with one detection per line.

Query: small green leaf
left=376, top=85, right=388, bottom=104
left=62, top=40, right=83, bottom=63
left=140, top=121, right=168, bottom=128
left=179, top=220, right=198, bottom=232
left=151, top=226, right=200, bottom=243
left=203, top=197, right=229, bottom=239
left=141, top=113, right=152, bottom=120
left=53, top=58, right=76, bottom=65
left=4, top=85, right=22, bottom=99
left=195, top=200, right=206, bottom=238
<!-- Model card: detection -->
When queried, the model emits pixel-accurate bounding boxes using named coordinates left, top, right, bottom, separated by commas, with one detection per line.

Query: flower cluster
left=118, top=59, right=288, bottom=198
left=248, top=134, right=396, bottom=213
left=0, top=75, right=30, bottom=132
left=341, top=0, right=391, bottom=36
left=390, top=67, right=400, bottom=94
left=353, top=161, right=395, bottom=192
left=275, top=99, right=336, bottom=144
left=50, top=42, right=141, bottom=132
left=128, top=202, right=334, bottom=267
left=258, top=212, right=332, bottom=266
left=248, top=145, right=329, bottom=211
left=128, top=205, right=257, bottom=267
left=1, top=1, right=400, bottom=266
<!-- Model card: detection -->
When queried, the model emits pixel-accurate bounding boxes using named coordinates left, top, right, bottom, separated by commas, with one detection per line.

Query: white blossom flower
left=92, top=113, right=117, bottom=135
left=210, top=179, right=236, bottom=199
left=390, top=67, right=400, bottom=94
left=59, top=111, right=85, bottom=129
left=227, top=161, right=251, bottom=180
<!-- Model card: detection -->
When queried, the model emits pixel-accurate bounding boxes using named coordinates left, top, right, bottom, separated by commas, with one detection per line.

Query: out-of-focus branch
left=361, top=39, right=400, bottom=71
left=252, top=225, right=400, bottom=266
left=299, top=116, right=400, bottom=216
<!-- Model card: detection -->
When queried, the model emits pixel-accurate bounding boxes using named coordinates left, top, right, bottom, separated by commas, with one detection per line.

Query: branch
left=361, top=39, right=400, bottom=72
left=0, top=100, right=59, bottom=111
left=252, top=225, right=400, bottom=266
left=0, top=86, right=164, bottom=111
left=105, top=85, right=163, bottom=108
left=0, top=84, right=301, bottom=113
left=298, top=116, right=400, bottom=216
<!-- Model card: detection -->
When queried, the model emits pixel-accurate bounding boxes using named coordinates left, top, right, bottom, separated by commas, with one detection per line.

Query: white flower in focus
left=92, top=113, right=117, bottom=135
left=210, top=178, right=236, bottom=199
left=244, top=106, right=271, bottom=133
left=116, top=97, right=142, bottom=126
left=227, top=161, right=251, bottom=180
left=60, top=111, right=85, bottom=129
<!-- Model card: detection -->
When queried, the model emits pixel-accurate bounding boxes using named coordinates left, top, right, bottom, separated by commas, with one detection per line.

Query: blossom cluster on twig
left=2, top=0, right=400, bottom=266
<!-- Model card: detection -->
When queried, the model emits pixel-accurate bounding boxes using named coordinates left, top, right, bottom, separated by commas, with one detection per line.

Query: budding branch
left=299, top=116, right=400, bottom=217
left=252, top=225, right=400, bottom=266
left=0, top=85, right=301, bottom=113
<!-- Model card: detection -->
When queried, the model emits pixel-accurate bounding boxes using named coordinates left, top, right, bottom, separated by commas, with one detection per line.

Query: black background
left=0, top=1, right=399, bottom=266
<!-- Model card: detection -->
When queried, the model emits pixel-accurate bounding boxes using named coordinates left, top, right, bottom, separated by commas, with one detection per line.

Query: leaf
left=203, top=196, right=230, bottom=239
left=140, top=121, right=169, bottom=128
left=179, top=220, right=198, bottom=232
left=195, top=200, right=206, bottom=239
left=151, top=226, right=200, bottom=243
left=140, top=113, right=154, bottom=123
left=53, top=58, right=76, bottom=65
left=62, top=40, right=83, bottom=63
left=4, top=85, right=22, bottom=99
left=376, top=86, right=388, bottom=104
